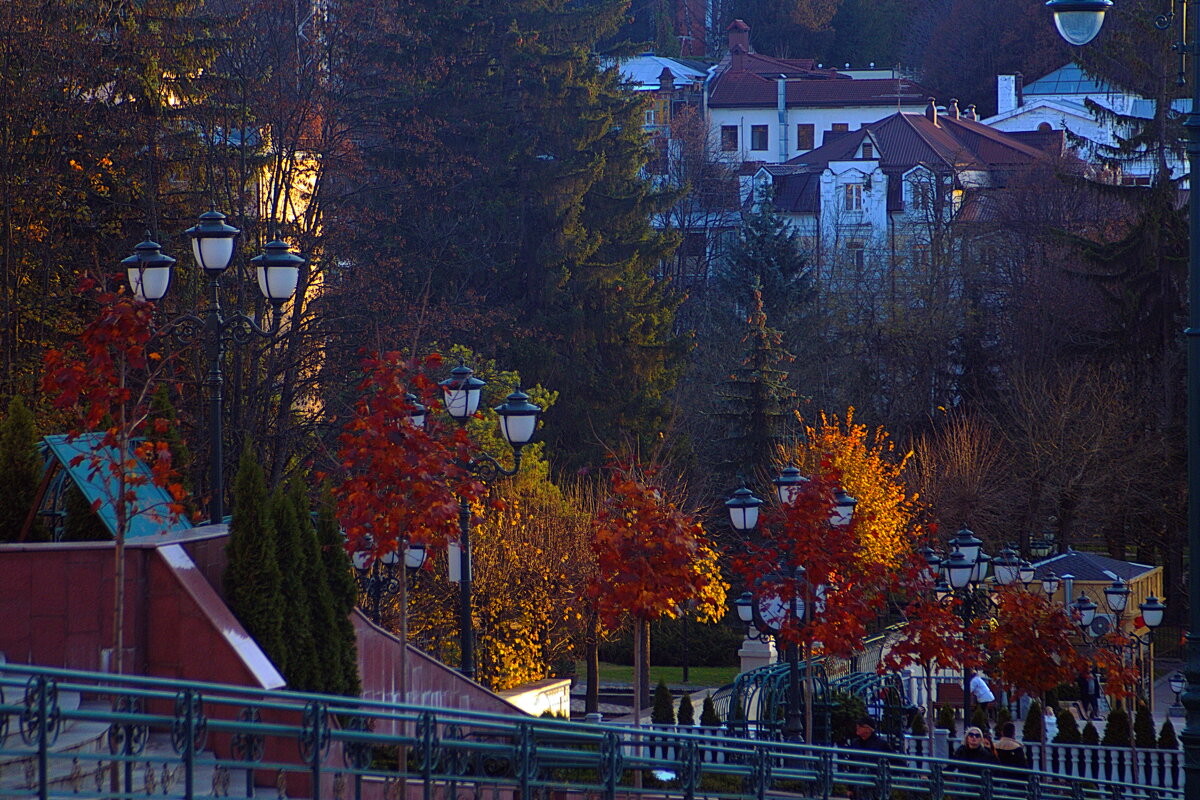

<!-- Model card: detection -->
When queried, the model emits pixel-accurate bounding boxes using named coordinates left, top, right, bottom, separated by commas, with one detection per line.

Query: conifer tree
left=1054, top=708, right=1080, bottom=743
left=1102, top=705, right=1132, bottom=747
left=700, top=693, right=721, bottom=727
left=62, top=483, right=109, bottom=542
left=224, top=444, right=286, bottom=676
left=1081, top=720, right=1100, bottom=745
left=1022, top=701, right=1043, bottom=742
left=1159, top=717, right=1179, bottom=749
left=316, top=485, right=361, bottom=694
left=0, top=396, right=44, bottom=541
left=677, top=692, right=695, bottom=726
left=271, top=483, right=317, bottom=690
left=713, top=289, right=797, bottom=486
left=1133, top=703, right=1157, bottom=748
left=652, top=680, right=676, bottom=725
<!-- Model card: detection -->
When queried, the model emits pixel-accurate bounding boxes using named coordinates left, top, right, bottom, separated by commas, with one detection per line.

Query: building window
left=847, top=242, right=865, bottom=271
left=831, top=123, right=849, bottom=133
left=721, top=125, right=738, bottom=152
left=645, top=108, right=656, bottom=126
left=861, top=143, right=873, bottom=159
left=750, top=125, right=769, bottom=151
left=844, top=183, right=863, bottom=211
left=796, top=124, right=814, bottom=151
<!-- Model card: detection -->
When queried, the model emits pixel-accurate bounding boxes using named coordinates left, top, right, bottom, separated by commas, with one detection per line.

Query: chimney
left=727, top=19, right=750, bottom=55
left=1016, top=72, right=1024, bottom=107
left=948, top=98, right=960, bottom=119
left=731, top=44, right=746, bottom=72
left=658, top=67, right=675, bottom=92
left=925, top=97, right=938, bottom=126
left=997, top=75, right=1020, bottom=115
left=965, top=103, right=978, bottom=121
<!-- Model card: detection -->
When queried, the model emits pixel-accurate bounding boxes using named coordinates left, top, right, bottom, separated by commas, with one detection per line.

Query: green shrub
left=598, top=614, right=742, bottom=667
left=1102, top=705, right=1131, bottom=747
left=1159, top=718, right=1180, bottom=749
left=936, top=704, right=957, bottom=735
left=830, top=690, right=868, bottom=744
left=1022, top=701, right=1043, bottom=742
left=1054, top=708, right=1080, bottom=743
left=971, top=705, right=989, bottom=733
left=1134, top=704, right=1157, bottom=748
left=700, top=693, right=721, bottom=727
left=996, top=705, right=1012, bottom=731
left=652, top=680, right=675, bottom=724
left=1081, top=720, right=1099, bottom=745
left=0, top=396, right=45, bottom=542
left=678, top=693, right=695, bottom=725
left=910, top=710, right=927, bottom=736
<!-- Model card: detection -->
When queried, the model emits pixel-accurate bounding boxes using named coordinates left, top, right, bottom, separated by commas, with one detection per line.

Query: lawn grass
left=577, top=661, right=740, bottom=689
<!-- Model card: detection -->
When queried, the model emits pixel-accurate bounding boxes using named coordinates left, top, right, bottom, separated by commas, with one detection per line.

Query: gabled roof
left=1030, top=550, right=1156, bottom=582
left=784, top=110, right=1047, bottom=173
left=613, top=53, right=709, bottom=91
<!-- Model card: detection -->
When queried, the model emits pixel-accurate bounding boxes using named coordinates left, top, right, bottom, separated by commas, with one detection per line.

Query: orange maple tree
left=589, top=459, right=727, bottom=723
left=732, top=470, right=888, bottom=740
left=42, top=285, right=186, bottom=674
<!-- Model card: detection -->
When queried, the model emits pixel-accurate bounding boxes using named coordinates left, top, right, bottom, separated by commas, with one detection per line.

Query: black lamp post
left=1071, top=579, right=1166, bottom=706
left=440, top=364, right=542, bottom=681
left=1045, top=3, right=1194, bottom=795
left=926, top=526, right=1002, bottom=725
left=728, top=471, right=855, bottom=742
left=121, top=211, right=304, bottom=525
left=352, top=541, right=428, bottom=624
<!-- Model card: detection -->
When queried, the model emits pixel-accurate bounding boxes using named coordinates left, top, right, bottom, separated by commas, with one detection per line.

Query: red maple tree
left=732, top=471, right=888, bottom=740
left=42, top=285, right=185, bottom=675
left=589, top=459, right=725, bottom=725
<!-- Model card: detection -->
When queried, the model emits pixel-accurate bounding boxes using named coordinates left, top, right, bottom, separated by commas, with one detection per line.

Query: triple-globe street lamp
left=728, top=470, right=856, bottom=742
left=352, top=540, right=428, bottom=625
left=438, top=363, right=543, bottom=681
left=121, top=211, right=304, bottom=525
left=1043, top=1, right=1197, bottom=796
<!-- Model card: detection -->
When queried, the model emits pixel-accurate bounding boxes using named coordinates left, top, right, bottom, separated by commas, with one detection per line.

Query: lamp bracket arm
left=467, top=449, right=521, bottom=485
left=216, top=311, right=279, bottom=345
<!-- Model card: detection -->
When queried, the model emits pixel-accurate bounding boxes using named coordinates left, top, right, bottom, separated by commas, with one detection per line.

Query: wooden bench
left=936, top=683, right=966, bottom=707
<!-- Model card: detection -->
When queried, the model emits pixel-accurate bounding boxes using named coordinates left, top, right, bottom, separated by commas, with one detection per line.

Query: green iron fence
left=0, top=662, right=1182, bottom=800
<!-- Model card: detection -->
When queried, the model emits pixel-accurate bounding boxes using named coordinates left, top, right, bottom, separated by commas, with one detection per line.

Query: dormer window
left=862, top=143, right=873, bottom=160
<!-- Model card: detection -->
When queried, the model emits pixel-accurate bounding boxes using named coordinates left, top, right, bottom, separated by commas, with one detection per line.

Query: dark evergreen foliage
left=652, top=680, right=675, bottom=724
left=1133, top=703, right=1157, bottom=748
left=148, top=385, right=193, bottom=516
left=0, top=396, right=44, bottom=541
left=1053, top=708, right=1080, bottom=743
left=700, top=693, right=721, bottom=727
left=271, top=484, right=318, bottom=690
left=1081, top=720, right=1100, bottom=745
left=224, top=444, right=286, bottom=677
left=1102, top=705, right=1131, bottom=747
left=1022, top=701, right=1043, bottom=742
left=1159, top=717, right=1179, bottom=749
left=316, top=485, right=361, bottom=694
left=62, top=483, right=109, bottom=542
left=936, top=704, right=957, bottom=735
left=677, top=692, right=695, bottom=725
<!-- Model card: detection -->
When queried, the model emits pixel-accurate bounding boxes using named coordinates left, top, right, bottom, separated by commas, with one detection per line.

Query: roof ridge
left=890, top=113, right=957, bottom=168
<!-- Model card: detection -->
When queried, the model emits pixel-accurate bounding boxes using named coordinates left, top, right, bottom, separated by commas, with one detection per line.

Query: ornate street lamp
left=439, top=363, right=543, bottom=680
left=123, top=211, right=303, bottom=525
left=1046, top=0, right=1112, bottom=45
left=353, top=541, right=428, bottom=624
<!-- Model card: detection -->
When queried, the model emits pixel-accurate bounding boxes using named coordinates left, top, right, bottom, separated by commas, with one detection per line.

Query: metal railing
left=0, top=662, right=1182, bottom=800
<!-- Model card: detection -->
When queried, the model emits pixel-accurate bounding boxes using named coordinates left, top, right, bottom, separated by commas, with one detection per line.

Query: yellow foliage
left=782, top=408, right=918, bottom=568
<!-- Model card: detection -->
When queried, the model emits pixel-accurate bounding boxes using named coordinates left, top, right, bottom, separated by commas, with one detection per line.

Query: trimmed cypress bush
left=1134, top=704, right=1157, bottom=748
left=652, top=680, right=675, bottom=724
left=1081, top=720, right=1099, bottom=744
left=910, top=710, right=927, bottom=735
left=936, top=704, right=957, bottom=735
left=996, top=705, right=1012, bottom=731
left=700, top=693, right=721, bottom=727
left=0, top=396, right=45, bottom=541
left=971, top=705, right=989, bottom=733
left=1102, top=705, right=1132, bottom=747
left=224, top=444, right=286, bottom=676
left=316, top=486, right=361, bottom=695
left=272, top=484, right=318, bottom=690
left=1159, top=718, right=1180, bottom=749
left=678, top=693, right=695, bottom=725
left=1053, top=708, right=1080, bottom=743
left=1022, top=701, right=1043, bottom=742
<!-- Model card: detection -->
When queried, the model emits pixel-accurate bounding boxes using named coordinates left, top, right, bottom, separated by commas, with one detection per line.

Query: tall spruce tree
left=713, top=289, right=797, bottom=486
left=0, top=396, right=44, bottom=541
left=224, top=444, right=286, bottom=676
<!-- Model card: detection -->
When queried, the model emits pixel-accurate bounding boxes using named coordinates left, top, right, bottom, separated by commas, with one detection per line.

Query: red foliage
left=985, top=585, right=1087, bottom=700
left=731, top=472, right=887, bottom=657
left=589, top=459, right=717, bottom=627
left=332, top=351, right=487, bottom=564
left=41, top=287, right=185, bottom=526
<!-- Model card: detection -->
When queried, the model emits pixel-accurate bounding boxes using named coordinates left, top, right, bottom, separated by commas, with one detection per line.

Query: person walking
left=1077, top=668, right=1101, bottom=720
left=994, top=721, right=1029, bottom=769
left=969, top=670, right=995, bottom=720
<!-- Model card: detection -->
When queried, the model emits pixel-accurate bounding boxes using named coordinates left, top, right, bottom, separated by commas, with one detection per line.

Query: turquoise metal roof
left=42, top=433, right=193, bottom=538
left=1024, top=63, right=1114, bottom=96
